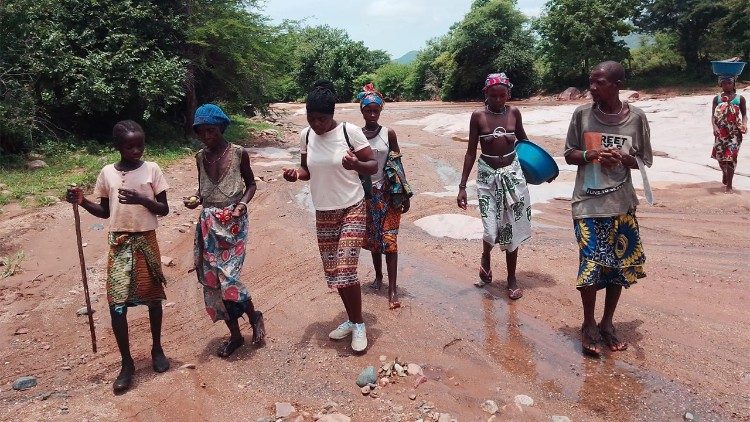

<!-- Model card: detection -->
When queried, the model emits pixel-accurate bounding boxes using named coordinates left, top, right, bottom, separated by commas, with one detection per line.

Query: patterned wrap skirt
left=363, top=185, right=401, bottom=254
left=194, top=206, right=252, bottom=322
left=315, top=200, right=366, bottom=289
left=574, top=210, right=646, bottom=290
left=107, top=230, right=166, bottom=314
left=476, top=157, right=532, bottom=251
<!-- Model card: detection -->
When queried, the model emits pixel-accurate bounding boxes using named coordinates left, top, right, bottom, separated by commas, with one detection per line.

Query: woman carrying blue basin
left=456, top=72, right=533, bottom=300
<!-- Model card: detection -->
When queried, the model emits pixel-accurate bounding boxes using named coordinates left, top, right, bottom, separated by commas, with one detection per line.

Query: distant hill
left=394, top=50, right=418, bottom=64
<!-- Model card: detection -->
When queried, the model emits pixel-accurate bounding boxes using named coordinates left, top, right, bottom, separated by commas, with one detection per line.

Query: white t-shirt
left=94, top=161, right=169, bottom=232
left=300, top=122, right=369, bottom=211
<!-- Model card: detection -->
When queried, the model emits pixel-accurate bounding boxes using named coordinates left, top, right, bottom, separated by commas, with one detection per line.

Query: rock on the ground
left=27, top=153, right=44, bottom=161
left=76, top=307, right=94, bottom=316
left=317, top=413, right=351, bottom=422
left=409, top=393, right=417, bottom=400
left=551, top=416, right=571, bottom=422
left=558, top=87, right=582, bottom=100
left=161, top=256, right=175, bottom=267
left=13, top=376, right=37, bottom=391
left=25, top=160, right=48, bottom=170
left=684, top=411, right=697, bottom=421
left=14, top=327, right=29, bottom=335
left=394, top=363, right=406, bottom=376
left=255, top=418, right=273, bottom=422
left=361, top=385, right=371, bottom=395
left=437, top=413, right=452, bottom=422
left=379, top=355, right=387, bottom=362
left=379, top=377, right=389, bottom=386
left=407, top=363, right=422, bottom=376
left=481, top=400, right=499, bottom=414
left=514, top=394, right=534, bottom=407
left=322, top=400, right=337, bottom=412
left=275, top=402, right=295, bottom=418
left=179, top=363, right=196, bottom=370
left=356, top=366, right=377, bottom=387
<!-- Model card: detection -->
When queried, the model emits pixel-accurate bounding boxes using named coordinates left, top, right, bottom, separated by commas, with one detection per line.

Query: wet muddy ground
left=1, top=97, right=748, bottom=421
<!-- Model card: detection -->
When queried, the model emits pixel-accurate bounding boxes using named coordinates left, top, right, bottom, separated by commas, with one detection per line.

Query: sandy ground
left=1, top=96, right=749, bottom=422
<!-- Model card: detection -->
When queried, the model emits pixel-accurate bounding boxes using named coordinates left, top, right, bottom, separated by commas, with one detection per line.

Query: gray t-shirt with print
left=564, top=104, right=653, bottom=219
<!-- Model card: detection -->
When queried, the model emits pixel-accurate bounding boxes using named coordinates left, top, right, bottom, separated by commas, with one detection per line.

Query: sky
left=260, top=0, right=545, bottom=59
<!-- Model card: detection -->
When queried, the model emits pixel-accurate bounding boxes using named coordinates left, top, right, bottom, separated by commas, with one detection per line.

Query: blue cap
left=193, top=104, right=230, bottom=129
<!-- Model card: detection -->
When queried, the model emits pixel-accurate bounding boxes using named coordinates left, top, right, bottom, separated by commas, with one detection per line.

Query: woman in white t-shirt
left=283, top=80, right=377, bottom=353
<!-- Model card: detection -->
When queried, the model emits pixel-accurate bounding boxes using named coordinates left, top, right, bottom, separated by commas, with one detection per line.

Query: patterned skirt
left=476, top=157, right=532, bottom=251
left=363, top=185, right=401, bottom=254
left=574, top=210, right=646, bottom=290
left=316, top=200, right=366, bottom=289
left=194, top=207, right=251, bottom=322
left=107, top=231, right=166, bottom=314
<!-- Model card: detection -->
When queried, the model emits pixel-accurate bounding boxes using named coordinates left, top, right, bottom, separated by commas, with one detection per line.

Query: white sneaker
left=329, top=320, right=354, bottom=340
left=351, top=323, right=367, bottom=352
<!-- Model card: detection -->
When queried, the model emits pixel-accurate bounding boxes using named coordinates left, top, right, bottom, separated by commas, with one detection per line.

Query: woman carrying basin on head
left=456, top=72, right=532, bottom=300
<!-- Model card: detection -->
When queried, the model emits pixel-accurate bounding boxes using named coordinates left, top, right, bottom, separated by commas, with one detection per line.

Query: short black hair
left=306, top=80, right=336, bottom=115
left=593, top=61, right=626, bottom=83
left=112, top=120, right=144, bottom=145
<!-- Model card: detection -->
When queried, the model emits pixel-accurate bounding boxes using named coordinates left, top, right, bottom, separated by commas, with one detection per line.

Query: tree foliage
left=633, top=0, right=729, bottom=74
left=185, top=0, right=283, bottom=114
left=408, top=0, right=536, bottom=100
left=534, top=0, right=635, bottom=88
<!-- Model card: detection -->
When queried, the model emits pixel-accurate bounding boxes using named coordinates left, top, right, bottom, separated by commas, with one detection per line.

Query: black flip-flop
left=217, top=337, right=244, bottom=358
left=581, top=326, right=603, bottom=357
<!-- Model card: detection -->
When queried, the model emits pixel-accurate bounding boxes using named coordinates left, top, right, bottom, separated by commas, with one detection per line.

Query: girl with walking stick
left=66, top=120, right=171, bottom=393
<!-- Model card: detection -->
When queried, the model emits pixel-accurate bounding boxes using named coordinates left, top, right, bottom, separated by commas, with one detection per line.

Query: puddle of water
left=413, top=214, right=483, bottom=240
left=398, top=254, right=726, bottom=421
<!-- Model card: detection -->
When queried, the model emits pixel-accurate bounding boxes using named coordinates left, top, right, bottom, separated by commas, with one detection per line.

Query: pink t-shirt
left=94, top=161, right=169, bottom=232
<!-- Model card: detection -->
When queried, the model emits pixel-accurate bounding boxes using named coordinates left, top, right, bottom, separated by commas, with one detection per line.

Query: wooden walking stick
left=71, top=186, right=97, bottom=353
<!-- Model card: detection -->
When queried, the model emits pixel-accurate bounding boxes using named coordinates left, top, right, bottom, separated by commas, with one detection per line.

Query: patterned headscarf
left=357, top=83, right=384, bottom=109
left=718, top=75, right=737, bottom=84
left=483, top=73, right=513, bottom=92
left=193, top=104, right=231, bottom=130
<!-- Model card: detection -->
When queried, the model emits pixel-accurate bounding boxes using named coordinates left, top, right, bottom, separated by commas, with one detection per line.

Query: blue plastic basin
left=515, top=139, right=559, bottom=185
left=711, top=61, right=746, bottom=76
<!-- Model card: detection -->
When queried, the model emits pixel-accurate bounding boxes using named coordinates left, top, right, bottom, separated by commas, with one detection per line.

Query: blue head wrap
left=193, top=104, right=230, bottom=130
left=357, top=83, right=384, bottom=109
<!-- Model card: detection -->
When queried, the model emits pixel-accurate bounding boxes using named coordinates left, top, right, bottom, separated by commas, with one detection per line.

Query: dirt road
left=1, top=100, right=748, bottom=421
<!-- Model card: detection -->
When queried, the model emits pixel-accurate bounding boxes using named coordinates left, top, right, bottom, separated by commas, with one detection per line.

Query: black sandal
left=599, top=325, right=628, bottom=351
left=113, top=362, right=135, bottom=393
left=581, top=326, right=603, bottom=357
left=251, top=311, right=266, bottom=346
left=151, top=349, right=170, bottom=373
left=217, top=337, right=244, bottom=358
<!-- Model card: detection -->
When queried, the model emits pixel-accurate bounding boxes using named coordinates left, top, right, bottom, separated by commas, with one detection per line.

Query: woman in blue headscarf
left=185, top=104, right=266, bottom=358
left=357, top=83, right=411, bottom=309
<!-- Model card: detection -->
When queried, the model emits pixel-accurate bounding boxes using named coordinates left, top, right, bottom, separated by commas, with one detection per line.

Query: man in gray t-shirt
left=563, top=61, right=653, bottom=357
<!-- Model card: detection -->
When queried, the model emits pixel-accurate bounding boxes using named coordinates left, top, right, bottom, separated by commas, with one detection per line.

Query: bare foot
left=217, top=336, right=244, bottom=358
left=388, top=289, right=401, bottom=309
left=724, top=186, right=734, bottom=194
left=370, top=277, right=383, bottom=290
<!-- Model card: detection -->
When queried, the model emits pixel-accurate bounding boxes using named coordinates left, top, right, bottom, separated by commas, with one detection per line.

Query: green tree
left=444, top=0, right=536, bottom=99
left=185, top=0, right=283, bottom=115
left=407, top=0, right=536, bottom=100
left=292, top=25, right=390, bottom=101
left=1, top=0, right=186, bottom=139
left=718, top=0, right=750, bottom=70
left=634, top=0, right=729, bottom=75
left=356, top=62, right=416, bottom=101
left=535, top=0, right=635, bottom=88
